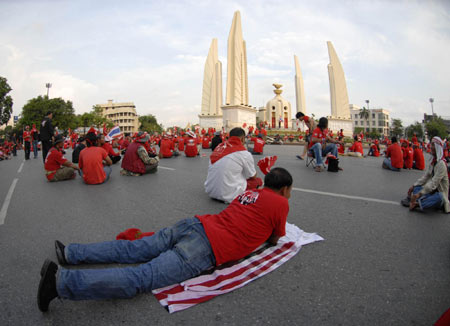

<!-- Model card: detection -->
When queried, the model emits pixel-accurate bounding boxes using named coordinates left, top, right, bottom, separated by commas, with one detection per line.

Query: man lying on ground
left=401, top=137, right=449, bottom=213
left=37, top=168, right=292, bottom=312
left=44, top=135, right=79, bottom=182
left=120, top=132, right=159, bottom=176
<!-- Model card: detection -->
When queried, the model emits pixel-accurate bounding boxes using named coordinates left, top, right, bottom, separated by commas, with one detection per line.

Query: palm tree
left=359, top=107, right=370, bottom=132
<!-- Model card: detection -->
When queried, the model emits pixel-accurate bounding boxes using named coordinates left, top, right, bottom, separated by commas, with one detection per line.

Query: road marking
left=17, top=161, right=24, bottom=173
left=292, top=187, right=400, bottom=206
left=158, top=166, right=175, bottom=171
left=0, top=178, right=18, bottom=225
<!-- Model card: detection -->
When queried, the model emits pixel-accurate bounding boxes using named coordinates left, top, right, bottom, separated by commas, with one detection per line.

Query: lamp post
left=429, top=98, right=434, bottom=116
left=45, top=83, right=52, bottom=98
left=365, top=99, right=369, bottom=110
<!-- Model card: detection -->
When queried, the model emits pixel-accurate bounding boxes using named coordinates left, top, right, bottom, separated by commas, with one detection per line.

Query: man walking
left=31, top=124, right=39, bottom=159
left=23, top=125, right=31, bottom=160
left=40, top=111, right=54, bottom=163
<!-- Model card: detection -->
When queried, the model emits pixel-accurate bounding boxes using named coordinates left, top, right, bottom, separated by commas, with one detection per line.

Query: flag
left=152, top=223, right=323, bottom=313
left=106, top=125, right=122, bottom=141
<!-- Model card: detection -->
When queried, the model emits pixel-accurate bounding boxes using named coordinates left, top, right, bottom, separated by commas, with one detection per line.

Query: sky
left=1, top=0, right=449, bottom=128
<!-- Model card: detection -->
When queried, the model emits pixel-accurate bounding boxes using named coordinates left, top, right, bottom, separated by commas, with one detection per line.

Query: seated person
left=120, top=132, right=159, bottom=176
left=308, top=117, right=341, bottom=172
left=336, top=136, right=345, bottom=155
left=412, top=143, right=425, bottom=170
left=0, top=145, right=8, bottom=161
left=403, top=142, right=414, bottom=169
left=72, top=137, right=86, bottom=164
left=347, top=136, right=364, bottom=157
left=44, top=135, right=79, bottom=182
left=159, top=135, right=176, bottom=158
left=201, top=135, right=210, bottom=149
left=382, top=136, right=403, bottom=172
left=204, top=127, right=263, bottom=203
left=401, top=137, right=449, bottom=213
left=184, top=131, right=200, bottom=157
left=249, top=134, right=265, bottom=155
left=78, top=132, right=112, bottom=185
left=100, top=135, right=121, bottom=164
left=37, top=168, right=292, bottom=312
left=210, top=131, right=222, bottom=151
left=367, top=140, right=380, bottom=157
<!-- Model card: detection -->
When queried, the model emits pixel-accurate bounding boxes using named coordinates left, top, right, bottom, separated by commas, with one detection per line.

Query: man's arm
left=104, top=155, right=113, bottom=166
left=62, top=161, right=79, bottom=170
left=267, top=232, right=280, bottom=245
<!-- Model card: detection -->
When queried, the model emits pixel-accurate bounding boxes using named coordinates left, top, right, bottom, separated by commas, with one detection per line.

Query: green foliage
left=19, top=96, right=76, bottom=132
left=354, top=127, right=364, bottom=135
left=406, top=122, right=424, bottom=139
left=359, top=107, right=370, bottom=121
left=0, top=76, right=13, bottom=126
left=425, top=117, right=448, bottom=139
left=391, top=118, right=403, bottom=137
left=368, top=130, right=381, bottom=139
left=139, top=114, right=163, bottom=133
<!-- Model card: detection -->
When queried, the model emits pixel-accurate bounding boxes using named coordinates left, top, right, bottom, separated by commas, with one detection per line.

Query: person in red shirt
left=295, top=112, right=317, bottom=160
left=100, top=135, right=121, bottom=164
left=347, top=136, right=364, bottom=157
left=184, top=131, right=199, bottom=157
left=336, top=136, right=345, bottom=154
left=78, top=132, right=112, bottom=184
left=383, top=136, right=403, bottom=171
left=367, top=140, right=380, bottom=157
left=159, top=135, right=176, bottom=158
left=250, top=134, right=265, bottom=155
left=23, top=125, right=31, bottom=160
left=308, top=117, right=341, bottom=172
left=412, top=143, right=425, bottom=170
left=201, top=135, right=210, bottom=149
left=44, top=135, right=79, bottom=182
left=403, top=143, right=414, bottom=169
left=177, top=135, right=185, bottom=152
left=411, top=133, right=418, bottom=144
left=37, top=168, right=292, bottom=311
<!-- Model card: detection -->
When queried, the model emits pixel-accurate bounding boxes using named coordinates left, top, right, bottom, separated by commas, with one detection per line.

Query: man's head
left=391, top=136, right=397, bottom=143
left=46, top=111, right=53, bottom=119
left=85, top=132, right=99, bottom=147
left=264, top=167, right=293, bottom=199
left=431, top=136, right=444, bottom=160
left=53, top=135, right=64, bottom=149
left=25, top=126, right=30, bottom=130
left=317, top=117, right=328, bottom=130
left=295, top=112, right=305, bottom=120
left=229, top=127, right=246, bottom=143
left=99, top=134, right=106, bottom=145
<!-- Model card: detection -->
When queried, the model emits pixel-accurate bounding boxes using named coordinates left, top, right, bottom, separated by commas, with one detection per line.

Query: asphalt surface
left=0, top=145, right=448, bottom=326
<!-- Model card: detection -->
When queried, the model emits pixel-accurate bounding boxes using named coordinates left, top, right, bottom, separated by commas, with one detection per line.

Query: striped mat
left=152, top=223, right=324, bottom=313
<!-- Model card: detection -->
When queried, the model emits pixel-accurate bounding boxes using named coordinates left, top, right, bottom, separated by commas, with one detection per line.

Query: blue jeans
left=310, top=143, right=338, bottom=166
left=32, top=140, right=39, bottom=158
left=79, top=166, right=112, bottom=184
left=383, top=158, right=400, bottom=171
left=57, top=217, right=215, bottom=300
left=412, top=186, right=444, bottom=210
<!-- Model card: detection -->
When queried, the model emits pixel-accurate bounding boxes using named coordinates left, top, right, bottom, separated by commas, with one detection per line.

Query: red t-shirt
left=309, top=127, right=325, bottom=149
left=386, top=143, right=404, bottom=169
left=184, top=138, right=198, bottom=157
left=202, top=136, right=210, bottom=149
left=404, top=147, right=414, bottom=169
left=160, top=139, right=174, bottom=158
left=251, top=137, right=265, bottom=153
left=413, top=148, right=425, bottom=170
left=370, top=144, right=380, bottom=157
left=79, top=147, right=108, bottom=184
left=23, top=131, right=31, bottom=142
left=197, top=187, right=289, bottom=266
left=44, top=148, right=68, bottom=181
left=337, top=143, right=345, bottom=154
left=102, top=143, right=119, bottom=157
left=349, top=141, right=363, bottom=155
left=178, top=138, right=185, bottom=151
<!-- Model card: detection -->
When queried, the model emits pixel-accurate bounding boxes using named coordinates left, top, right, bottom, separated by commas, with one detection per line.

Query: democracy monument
left=199, top=11, right=353, bottom=136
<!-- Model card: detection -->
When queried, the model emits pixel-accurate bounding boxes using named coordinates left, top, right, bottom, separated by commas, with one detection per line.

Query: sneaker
left=400, top=198, right=410, bottom=207
left=55, top=240, right=68, bottom=265
left=37, top=259, right=58, bottom=312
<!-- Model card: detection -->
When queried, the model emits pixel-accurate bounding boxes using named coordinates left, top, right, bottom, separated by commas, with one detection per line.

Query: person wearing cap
left=100, top=134, right=121, bottom=164
left=44, top=135, right=79, bottom=182
left=367, top=139, right=380, bottom=157
left=121, top=132, right=159, bottom=176
left=401, top=136, right=449, bottom=213
left=78, top=131, right=112, bottom=185
left=72, top=137, right=87, bottom=164
left=40, top=111, right=55, bottom=163
left=210, top=131, right=222, bottom=151
left=23, top=125, right=31, bottom=160
left=184, top=131, right=200, bottom=157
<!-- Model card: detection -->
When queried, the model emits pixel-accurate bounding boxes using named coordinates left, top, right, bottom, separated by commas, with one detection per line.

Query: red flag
left=257, top=156, right=278, bottom=175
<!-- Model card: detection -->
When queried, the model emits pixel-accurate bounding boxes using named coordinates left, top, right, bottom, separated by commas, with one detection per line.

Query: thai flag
left=106, top=126, right=122, bottom=140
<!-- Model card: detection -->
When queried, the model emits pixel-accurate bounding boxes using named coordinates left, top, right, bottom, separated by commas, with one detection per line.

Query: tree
left=406, top=122, right=424, bottom=139
left=139, top=114, right=163, bottom=133
left=425, top=117, right=448, bottom=139
left=391, top=118, right=403, bottom=137
left=79, top=112, right=95, bottom=134
left=91, top=105, right=112, bottom=129
left=359, top=107, right=370, bottom=131
left=354, top=127, right=364, bottom=135
left=19, top=96, right=76, bottom=132
left=0, top=76, right=13, bottom=126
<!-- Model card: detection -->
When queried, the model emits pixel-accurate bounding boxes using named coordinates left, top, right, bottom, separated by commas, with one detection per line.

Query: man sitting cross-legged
left=400, top=137, right=449, bottom=213
left=37, top=168, right=293, bottom=312
left=79, top=132, right=112, bottom=185
left=204, top=127, right=263, bottom=203
left=120, top=132, right=159, bottom=176
left=346, top=136, right=364, bottom=157
left=44, top=135, right=79, bottom=182
left=382, top=136, right=403, bottom=172
left=308, top=117, right=341, bottom=172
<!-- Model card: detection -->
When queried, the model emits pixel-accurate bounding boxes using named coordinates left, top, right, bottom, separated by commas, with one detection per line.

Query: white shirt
left=204, top=150, right=256, bottom=203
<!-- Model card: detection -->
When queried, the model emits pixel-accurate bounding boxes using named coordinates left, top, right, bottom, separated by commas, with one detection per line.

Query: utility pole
left=429, top=98, right=434, bottom=116
left=45, top=83, right=52, bottom=98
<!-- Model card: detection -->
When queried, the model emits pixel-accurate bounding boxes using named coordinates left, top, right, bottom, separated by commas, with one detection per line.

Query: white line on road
left=0, top=178, right=18, bottom=225
left=17, top=161, right=24, bottom=173
left=158, top=166, right=176, bottom=171
left=292, top=187, right=400, bottom=206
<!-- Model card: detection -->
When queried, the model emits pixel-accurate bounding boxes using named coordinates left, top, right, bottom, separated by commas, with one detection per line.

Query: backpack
left=327, top=157, right=339, bottom=172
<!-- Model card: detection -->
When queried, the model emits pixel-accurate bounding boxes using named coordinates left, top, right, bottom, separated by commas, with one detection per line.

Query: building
left=0, top=114, right=16, bottom=131
left=258, top=84, right=293, bottom=129
left=98, top=100, right=140, bottom=134
left=350, top=104, right=390, bottom=135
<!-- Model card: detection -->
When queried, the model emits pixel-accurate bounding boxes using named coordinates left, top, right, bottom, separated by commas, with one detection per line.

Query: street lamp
left=429, top=98, right=434, bottom=116
left=365, top=99, right=369, bottom=110
left=45, top=83, right=52, bottom=97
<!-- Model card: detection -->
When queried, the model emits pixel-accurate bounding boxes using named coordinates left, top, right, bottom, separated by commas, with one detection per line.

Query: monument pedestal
left=221, top=105, right=256, bottom=132
left=327, top=116, right=353, bottom=137
left=199, top=114, right=223, bottom=130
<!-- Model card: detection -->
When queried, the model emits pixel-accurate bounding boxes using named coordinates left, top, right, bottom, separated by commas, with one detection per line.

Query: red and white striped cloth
left=152, top=223, right=324, bottom=313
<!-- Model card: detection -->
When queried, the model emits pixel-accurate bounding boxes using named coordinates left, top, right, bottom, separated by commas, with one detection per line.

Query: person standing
left=11, top=133, right=17, bottom=156
left=31, top=124, right=39, bottom=159
left=40, top=111, right=55, bottom=163
left=23, top=125, right=31, bottom=160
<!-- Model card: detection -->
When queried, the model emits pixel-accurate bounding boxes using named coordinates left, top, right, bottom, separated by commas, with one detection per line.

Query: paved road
left=0, top=145, right=448, bottom=325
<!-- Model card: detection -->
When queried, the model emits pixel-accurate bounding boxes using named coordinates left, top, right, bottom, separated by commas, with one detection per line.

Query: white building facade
left=350, top=104, right=390, bottom=136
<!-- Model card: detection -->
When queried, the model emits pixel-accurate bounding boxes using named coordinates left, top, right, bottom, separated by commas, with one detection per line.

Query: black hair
left=46, top=111, right=52, bottom=116
left=354, top=135, right=358, bottom=141
left=85, top=133, right=98, bottom=147
left=391, top=136, right=397, bottom=143
left=230, top=127, right=245, bottom=138
left=264, top=167, right=293, bottom=190
left=317, top=117, right=328, bottom=130
left=295, top=112, right=305, bottom=119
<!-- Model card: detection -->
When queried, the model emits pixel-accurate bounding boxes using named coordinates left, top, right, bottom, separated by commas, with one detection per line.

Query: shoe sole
left=54, top=241, right=67, bottom=266
left=37, top=259, right=58, bottom=312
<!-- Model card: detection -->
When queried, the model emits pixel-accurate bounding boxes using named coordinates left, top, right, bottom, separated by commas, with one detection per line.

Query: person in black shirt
left=72, top=137, right=86, bottom=164
left=210, top=132, right=222, bottom=151
left=40, top=111, right=54, bottom=163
